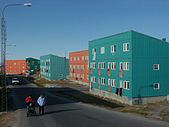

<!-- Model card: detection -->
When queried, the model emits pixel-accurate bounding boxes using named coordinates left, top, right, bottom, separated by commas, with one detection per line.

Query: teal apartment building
left=26, top=57, right=40, bottom=75
left=40, top=54, right=69, bottom=80
left=89, top=31, right=169, bottom=105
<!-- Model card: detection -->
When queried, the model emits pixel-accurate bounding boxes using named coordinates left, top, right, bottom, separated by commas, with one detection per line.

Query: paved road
left=8, top=77, right=169, bottom=127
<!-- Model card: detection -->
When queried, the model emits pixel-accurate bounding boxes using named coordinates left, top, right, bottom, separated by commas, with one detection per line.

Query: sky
left=0, top=0, right=169, bottom=60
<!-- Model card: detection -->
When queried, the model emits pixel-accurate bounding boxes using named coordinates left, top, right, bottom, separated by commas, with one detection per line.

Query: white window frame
left=120, top=62, right=123, bottom=70
left=111, top=62, right=116, bottom=70
left=108, top=79, right=111, bottom=86
left=101, top=78, right=106, bottom=85
left=101, top=62, right=105, bottom=69
left=123, top=62, right=129, bottom=71
left=100, top=47, right=105, bottom=54
left=153, top=64, right=160, bottom=70
left=92, top=48, right=96, bottom=55
left=98, top=62, right=101, bottom=69
left=111, top=45, right=116, bottom=53
left=108, top=62, right=111, bottom=69
left=77, top=57, right=80, bottom=61
left=91, top=76, right=96, bottom=83
left=123, top=43, right=129, bottom=52
left=153, top=83, right=160, bottom=90
left=123, top=81, right=130, bottom=89
left=111, top=79, right=116, bottom=87
left=82, top=56, right=84, bottom=61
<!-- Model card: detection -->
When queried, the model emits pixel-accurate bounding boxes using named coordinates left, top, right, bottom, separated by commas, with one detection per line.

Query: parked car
left=12, top=78, right=20, bottom=85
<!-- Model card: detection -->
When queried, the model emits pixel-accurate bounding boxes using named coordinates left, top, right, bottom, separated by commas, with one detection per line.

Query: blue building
left=89, top=31, right=169, bottom=105
left=40, top=54, right=69, bottom=80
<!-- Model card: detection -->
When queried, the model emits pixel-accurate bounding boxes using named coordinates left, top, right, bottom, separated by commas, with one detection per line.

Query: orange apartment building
left=69, top=50, right=88, bottom=84
left=6, top=60, right=26, bottom=75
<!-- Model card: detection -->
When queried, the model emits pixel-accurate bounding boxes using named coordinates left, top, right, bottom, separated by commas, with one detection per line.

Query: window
left=153, top=83, right=160, bottom=90
left=77, top=57, right=80, bottom=61
left=81, top=74, right=84, bottom=79
left=93, top=77, right=96, bottom=83
left=86, top=56, right=88, bottom=61
left=153, top=64, right=160, bottom=70
left=98, top=78, right=101, bottom=84
left=90, top=62, right=96, bottom=69
left=123, top=43, right=129, bottom=52
left=111, top=79, right=116, bottom=87
left=81, top=65, right=84, bottom=70
left=91, top=76, right=96, bottom=83
left=108, top=79, right=111, bottom=86
left=82, top=56, right=84, bottom=60
left=100, top=47, right=105, bottom=54
left=74, top=57, right=76, bottom=61
left=111, top=62, right=116, bottom=70
left=123, top=62, right=129, bottom=70
left=108, top=62, right=111, bottom=69
left=111, top=45, right=116, bottom=53
left=98, top=62, right=101, bottom=69
left=124, top=81, right=129, bottom=89
left=102, top=62, right=105, bottom=69
left=70, top=57, right=72, bottom=61
left=101, top=78, right=106, bottom=85
left=92, top=48, right=96, bottom=55
left=120, top=62, right=123, bottom=70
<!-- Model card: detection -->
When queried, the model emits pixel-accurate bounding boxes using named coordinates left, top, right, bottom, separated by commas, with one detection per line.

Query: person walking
left=37, top=94, right=46, bottom=115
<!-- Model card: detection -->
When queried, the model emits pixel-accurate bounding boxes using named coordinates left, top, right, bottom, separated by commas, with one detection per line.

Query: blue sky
left=1, top=0, right=169, bottom=60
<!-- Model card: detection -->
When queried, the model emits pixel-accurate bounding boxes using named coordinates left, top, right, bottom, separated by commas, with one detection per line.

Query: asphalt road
left=7, top=76, right=169, bottom=127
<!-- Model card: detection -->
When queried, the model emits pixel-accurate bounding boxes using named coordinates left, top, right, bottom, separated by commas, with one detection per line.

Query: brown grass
left=28, top=77, right=86, bottom=88
left=0, top=112, right=15, bottom=127
left=117, top=105, right=152, bottom=116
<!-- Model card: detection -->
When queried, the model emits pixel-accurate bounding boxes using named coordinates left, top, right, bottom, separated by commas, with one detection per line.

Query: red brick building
left=69, top=50, right=88, bottom=84
left=6, top=60, right=26, bottom=75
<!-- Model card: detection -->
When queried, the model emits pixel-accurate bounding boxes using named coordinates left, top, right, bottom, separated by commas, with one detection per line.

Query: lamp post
left=0, top=3, right=32, bottom=112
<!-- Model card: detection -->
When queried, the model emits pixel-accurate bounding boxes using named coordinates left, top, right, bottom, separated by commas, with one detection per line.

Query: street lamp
left=0, top=2, right=32, bottom=112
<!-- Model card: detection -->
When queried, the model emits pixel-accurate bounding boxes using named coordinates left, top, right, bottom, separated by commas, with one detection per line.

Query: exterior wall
left=6, top=60, right=26, bottom=75
left=69, top=50, right=88, bottom=84
left=40, top=54, right=69, bottom=80
left=89, top=30, right=169, bottom=105
left=26, top=57, right=40, bottom=75
left=132, top=31, right=169, bottom=99
left=89, top=31, right=133, bottom=102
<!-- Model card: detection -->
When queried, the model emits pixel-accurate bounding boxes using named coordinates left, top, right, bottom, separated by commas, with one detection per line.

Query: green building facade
left=26, top=57, right=40, bottom=75
left=40, top=54, right=69, bottom=80
left=89, top=31, right=169, bottom=105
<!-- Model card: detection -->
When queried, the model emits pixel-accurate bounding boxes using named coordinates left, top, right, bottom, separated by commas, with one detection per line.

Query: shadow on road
left=8, top=87, right=78, bottom=111
left=43, top=108, right=80, bottom=115
left=8, top=86, right=123, bottom=112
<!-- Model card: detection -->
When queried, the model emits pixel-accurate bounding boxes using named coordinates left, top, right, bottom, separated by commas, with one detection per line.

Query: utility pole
left=0, top=2, right=32, bottom=112
left=1, top=14, right=7, bottom=112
